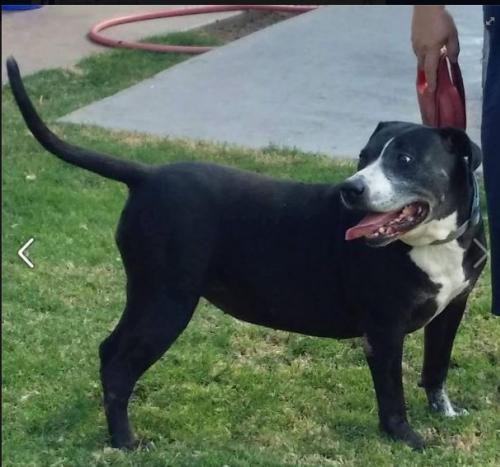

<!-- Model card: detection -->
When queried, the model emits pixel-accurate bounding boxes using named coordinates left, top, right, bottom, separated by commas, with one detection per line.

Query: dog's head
left=340, top=121, right=481, bottom=247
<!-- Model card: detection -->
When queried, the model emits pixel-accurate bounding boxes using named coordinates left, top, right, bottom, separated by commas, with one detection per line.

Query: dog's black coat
left=7, top=57, right=486, bottom=451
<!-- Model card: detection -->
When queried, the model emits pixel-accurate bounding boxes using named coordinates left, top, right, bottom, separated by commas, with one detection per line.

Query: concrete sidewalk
left=1, top=5, right=238, bottom=82
left=60, top=5, right=484, bottom=158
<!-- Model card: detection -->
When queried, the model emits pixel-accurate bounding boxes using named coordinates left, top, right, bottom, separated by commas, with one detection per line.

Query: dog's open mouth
left=345, top=201, right=429, bottom=241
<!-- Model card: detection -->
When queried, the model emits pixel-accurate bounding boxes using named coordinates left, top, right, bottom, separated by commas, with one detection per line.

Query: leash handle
left=416, top=54, right=466, bottom=130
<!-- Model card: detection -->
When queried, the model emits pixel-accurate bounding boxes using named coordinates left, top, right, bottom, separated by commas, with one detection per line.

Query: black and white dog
left=7, top=57, right=486, bottom=450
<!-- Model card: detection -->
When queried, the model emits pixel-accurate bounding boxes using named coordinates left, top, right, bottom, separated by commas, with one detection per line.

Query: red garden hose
left=88, top=5, right=318, bottom=54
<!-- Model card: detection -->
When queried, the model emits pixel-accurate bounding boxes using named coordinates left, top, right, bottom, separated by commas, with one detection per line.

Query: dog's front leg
left=419, top=295, right=468, bottom=416
left=363, top=328, right=424, bottom=450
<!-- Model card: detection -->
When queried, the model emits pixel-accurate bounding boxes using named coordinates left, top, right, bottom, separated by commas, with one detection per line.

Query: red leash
left=417, top=55, right=466, bottom=130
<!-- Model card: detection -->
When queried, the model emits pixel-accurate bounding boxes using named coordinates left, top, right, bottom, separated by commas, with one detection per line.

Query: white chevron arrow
left=473, top=238, right=489, bottom=269
left=18, top=237, right=34, bottom=269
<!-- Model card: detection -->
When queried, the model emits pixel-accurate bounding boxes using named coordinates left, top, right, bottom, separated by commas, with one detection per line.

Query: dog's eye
left=398, top=153, right=413, bottom=165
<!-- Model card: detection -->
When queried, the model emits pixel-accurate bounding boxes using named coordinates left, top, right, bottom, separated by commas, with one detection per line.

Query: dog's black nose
left=340, top=178, right=365, bottom=205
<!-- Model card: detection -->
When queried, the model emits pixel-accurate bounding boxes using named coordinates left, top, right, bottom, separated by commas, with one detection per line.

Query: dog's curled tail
left=6, top=56, right=148, bottom=186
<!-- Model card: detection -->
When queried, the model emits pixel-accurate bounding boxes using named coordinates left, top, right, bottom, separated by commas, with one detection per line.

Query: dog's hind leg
left=99, top=281, right=198, bottom=449
left=98, top=187, right=215, bottom=448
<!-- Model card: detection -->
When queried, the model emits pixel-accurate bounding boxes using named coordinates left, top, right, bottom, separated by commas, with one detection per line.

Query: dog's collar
left=430, top=173, right=481, bottom=245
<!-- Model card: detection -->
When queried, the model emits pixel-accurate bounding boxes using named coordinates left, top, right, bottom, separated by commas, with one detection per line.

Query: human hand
left=411, top=5, right=459, bottom=92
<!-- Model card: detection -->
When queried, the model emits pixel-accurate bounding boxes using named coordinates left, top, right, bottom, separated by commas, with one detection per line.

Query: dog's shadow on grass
left=26, top=389, right=106, bottom=449
left=26, top=387, right=427, bottom=454
left=330, top=418, right=381, bottom=446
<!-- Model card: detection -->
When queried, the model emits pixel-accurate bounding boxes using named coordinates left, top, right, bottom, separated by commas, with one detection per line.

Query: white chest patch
left=400, top=212, right=459, bottom=246
left=409, top=239, right=468, bottom=321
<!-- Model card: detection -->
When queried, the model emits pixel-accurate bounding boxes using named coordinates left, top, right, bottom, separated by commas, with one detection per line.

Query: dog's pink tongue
left=345, top=211, right=399, bottom=241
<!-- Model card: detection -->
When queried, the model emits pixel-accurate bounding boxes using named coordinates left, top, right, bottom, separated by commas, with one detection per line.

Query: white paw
left=436, top=403, right=469, bottom=417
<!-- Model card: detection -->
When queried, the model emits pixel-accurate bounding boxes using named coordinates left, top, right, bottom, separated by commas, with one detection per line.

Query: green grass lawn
left=2, top=31, right=499, bottom=466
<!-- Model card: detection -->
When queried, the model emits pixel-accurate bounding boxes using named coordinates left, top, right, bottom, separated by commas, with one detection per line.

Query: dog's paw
left=427, top=386, right=468, bottom=417
left=453, top=407, right=469, bottom=417
left=110, top=434, right=138, bottom=451
left=430, top=401, right=468, bottom=417
left=392, top=425, right=426, bottom=451
left=405, top=430, right=426, bottom=451
left=381, top=418, right=426, bottom=451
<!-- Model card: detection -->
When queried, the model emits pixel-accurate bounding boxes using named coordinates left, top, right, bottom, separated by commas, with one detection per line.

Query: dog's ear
left=372, top=121, right=390, bottom=135
left=372, top=121, right=401, bottom=136
left=438, top=127, right=482, bottom=171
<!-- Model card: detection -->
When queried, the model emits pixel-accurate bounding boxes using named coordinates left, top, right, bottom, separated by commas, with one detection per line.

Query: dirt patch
left=197, top=10, right=299, bottom=44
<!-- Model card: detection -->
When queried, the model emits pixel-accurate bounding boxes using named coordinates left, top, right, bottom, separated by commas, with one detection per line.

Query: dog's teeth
left=379, top=227, right=386, bottom=234
left=407, top=216, right=414, bottom=222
